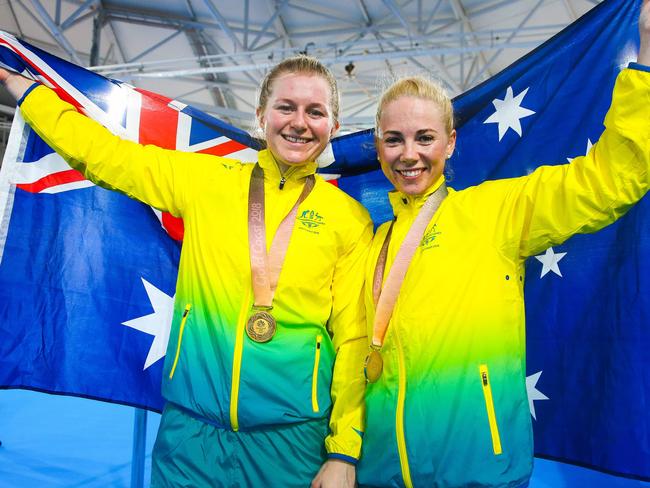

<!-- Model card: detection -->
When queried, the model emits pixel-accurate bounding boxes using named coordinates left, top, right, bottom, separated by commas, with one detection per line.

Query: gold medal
left=364, top=348, right=383, bottom=383
left=246, top=311, right=276, bottom=343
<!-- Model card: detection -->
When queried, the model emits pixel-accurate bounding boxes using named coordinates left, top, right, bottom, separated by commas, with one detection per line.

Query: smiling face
left=377, top=96, right=456, bottom=196
left=257, top=72, right=338, bottom=172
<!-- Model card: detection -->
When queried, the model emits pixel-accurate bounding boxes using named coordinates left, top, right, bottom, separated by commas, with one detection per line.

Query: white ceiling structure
left=0, top=0, right=602, bottom=137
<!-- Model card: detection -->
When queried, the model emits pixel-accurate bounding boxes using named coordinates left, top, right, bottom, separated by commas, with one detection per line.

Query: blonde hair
left=257, top=55, right=340, bottom=125
left=375, top=76, right=454, bottom=137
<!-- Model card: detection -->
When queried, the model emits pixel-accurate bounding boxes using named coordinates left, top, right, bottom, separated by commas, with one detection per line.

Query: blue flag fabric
left=0, top=0, right=648, bottom=480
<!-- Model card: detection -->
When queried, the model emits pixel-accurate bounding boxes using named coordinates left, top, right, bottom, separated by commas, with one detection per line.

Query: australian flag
left=0, top=0, right=648, bottom=481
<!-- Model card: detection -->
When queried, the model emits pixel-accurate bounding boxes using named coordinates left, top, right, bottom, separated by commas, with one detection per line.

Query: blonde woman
left=358, top=3, right=650, bottom=487
left=0, top=55, right=371, bottom=487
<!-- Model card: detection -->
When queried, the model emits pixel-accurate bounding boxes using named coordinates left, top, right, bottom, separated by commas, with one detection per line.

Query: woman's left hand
left=311, top=459, right=356, bottom=488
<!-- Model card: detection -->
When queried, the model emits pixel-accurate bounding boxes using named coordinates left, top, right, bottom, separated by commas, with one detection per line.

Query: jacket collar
left=257, top=149, right=318, bottom=184
left=388, top=175, right=447, bottom=217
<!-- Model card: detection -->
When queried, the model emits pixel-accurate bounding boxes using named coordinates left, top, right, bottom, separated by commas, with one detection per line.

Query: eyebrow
left=274, top=98, right=327, bottom=108
left=382, top=128, right=438, bottom=135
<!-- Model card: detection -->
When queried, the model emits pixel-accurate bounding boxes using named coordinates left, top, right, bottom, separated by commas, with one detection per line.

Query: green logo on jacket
left=298, top=209, right=325, bottom=233
left=421, top=225, right=441, bottom=249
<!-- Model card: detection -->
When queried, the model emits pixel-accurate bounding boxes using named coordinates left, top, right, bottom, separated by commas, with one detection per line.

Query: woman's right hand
left=0, top=67, right=37, bottom=102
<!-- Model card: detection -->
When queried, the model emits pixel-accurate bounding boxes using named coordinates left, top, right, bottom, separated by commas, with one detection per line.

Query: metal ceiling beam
left=182, top=0, right=238, bottom=112
left=182, top=77, right=257, bottom=91
left=201, top=0, right=244, bottom=50
left=422, top=0, right=444, bottom=35
left=243, top=0, right=250, bottom=48
left=107, top=21, right=127, bottom=65
left=60, top=0, right=100, bottom=31
left=254, top=35, right=284, bottom=51
left=469, top=0, right=523, bottom=18
left=249, top=0, right=290, bottom=50
left=373, top=31, right=462, bottom=93
left=113, top=37, right=542, bottom=80
left=128, top=30, right=183, bottom=64
left=448, top=0, right=490, bottom=79
left=561, top=0, right=578, bottom=21
left=469, top=0, right=544, bottom=85
left=90, top=22, right=564, bottom=77
left=91, top=5, right=277, bottom=41
left=7, top=0, right=25, bottom=38
left=0, top=105, right=16, bottom=116
left=25, top=0, right=84, bottom=65
left=55, top=0, right=62, bottom=25
left=381, top=0, right=417, bottom=35
left=287, top=1, right=357, bottom=25
left=84, top=8, right=447, bottom=44
left=269, top=0, right=292, bottom=48
left=89, top=9, right=104, bottom=66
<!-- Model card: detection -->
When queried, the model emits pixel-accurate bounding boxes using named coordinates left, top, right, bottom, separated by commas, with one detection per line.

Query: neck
left=276, top=160, right=291, bottom=175
left=269, top=151, right=300, bottom=175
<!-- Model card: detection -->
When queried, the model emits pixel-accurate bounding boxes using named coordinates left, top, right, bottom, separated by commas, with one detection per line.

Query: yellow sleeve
left=474, top=67, right=650, bottom=259
left=19, top=85, right=228, bottom=217
left=324, top=203, right=373, bottom=462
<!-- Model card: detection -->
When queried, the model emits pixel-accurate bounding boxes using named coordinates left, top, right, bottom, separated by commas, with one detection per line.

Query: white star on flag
left=484, top=86, right=536, bottom=141
left=567, top=139, right=594, bottom=162
left=122, top=278, right=175, bottom=370
left=535, top=247, right=567, bottom=278
left=526, top=371, right=549, bottom=420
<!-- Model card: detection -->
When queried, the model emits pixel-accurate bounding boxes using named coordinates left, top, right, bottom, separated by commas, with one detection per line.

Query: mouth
left=282, top=134, right=313, bottom=144
left=395, top=168, right=426, bottom=179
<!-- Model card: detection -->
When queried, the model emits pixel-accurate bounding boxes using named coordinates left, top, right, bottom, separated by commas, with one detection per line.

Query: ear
left=447, top=129, right=457, bottom=156
left=330, top=119, right=340, bottom=138
left=374, top=135, right=383, bottom=162
left=256, top=107, right=265, bottom=130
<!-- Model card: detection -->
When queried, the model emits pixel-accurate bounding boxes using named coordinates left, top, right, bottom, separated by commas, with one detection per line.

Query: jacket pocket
left=311, top=335, right=322, bottom=412
left=479, top=364, right=502, bottom=455
left=169, top=304, right=192, bottom=380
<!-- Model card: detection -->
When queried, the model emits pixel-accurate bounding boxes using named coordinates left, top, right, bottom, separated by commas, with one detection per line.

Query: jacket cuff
left=628, top=62, right=650, bottom=73
left=17, top=82, right=40, bottom=106
left=327, top=453, right=358, bottom=465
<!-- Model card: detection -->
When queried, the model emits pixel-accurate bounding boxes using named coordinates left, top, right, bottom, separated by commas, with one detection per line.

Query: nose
left=400, top=141, right=418, bottom=164
left=289, top=109, right=307, bottom=132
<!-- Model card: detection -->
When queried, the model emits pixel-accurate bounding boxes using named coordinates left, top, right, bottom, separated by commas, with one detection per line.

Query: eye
left=417, top=134, right=435, bottom=144
left=276, top=104, right=293, bottom=113
left=383, top=136, right=402, bottom=146
left=308, top=107, right=326, bottom=117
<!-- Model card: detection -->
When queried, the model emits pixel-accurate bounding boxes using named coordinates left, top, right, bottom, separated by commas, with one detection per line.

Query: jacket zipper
left=479, top=364, right=503, bottom=455
left=311, top=335, right=322, bottom=412
left=394, top=330, right=414, bottom=488
left=275, top=161, right=299, bottom=189
left=169, top=304, right=192, bottom=380
left=230, top=287, right=252, bottom=431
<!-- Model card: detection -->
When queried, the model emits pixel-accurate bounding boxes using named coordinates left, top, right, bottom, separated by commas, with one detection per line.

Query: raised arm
left=0, top=67, right=208, bottom=216
left=470, top=3, right=650, bottom=260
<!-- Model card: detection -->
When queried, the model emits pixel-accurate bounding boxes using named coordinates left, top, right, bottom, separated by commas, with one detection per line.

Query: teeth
left=284, top=135, right=310, bottom=143
left=399, top=169, right=424, bottom=177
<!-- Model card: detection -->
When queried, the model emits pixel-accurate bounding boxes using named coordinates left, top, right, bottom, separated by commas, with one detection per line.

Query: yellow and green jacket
left=20, top=86, right=373, bottom=462
left=358, top=66, right=649, bottom=487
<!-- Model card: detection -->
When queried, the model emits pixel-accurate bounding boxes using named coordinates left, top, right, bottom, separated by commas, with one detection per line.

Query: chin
left=394, top=180, right=426, bottom=196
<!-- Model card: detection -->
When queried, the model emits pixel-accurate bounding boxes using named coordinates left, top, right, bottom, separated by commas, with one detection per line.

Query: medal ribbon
left=371, top=184, right=448, bottom=348
left=248, top=163, right=315, bottom=309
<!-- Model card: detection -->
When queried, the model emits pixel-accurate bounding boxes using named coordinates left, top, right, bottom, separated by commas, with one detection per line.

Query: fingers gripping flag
left=0, top=0, right=649, bottom=480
